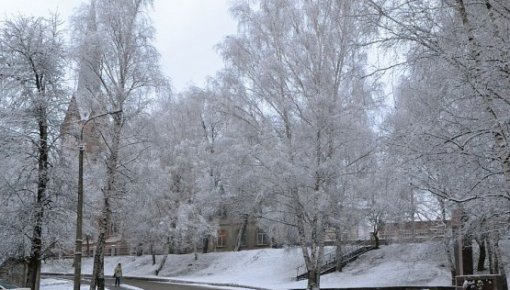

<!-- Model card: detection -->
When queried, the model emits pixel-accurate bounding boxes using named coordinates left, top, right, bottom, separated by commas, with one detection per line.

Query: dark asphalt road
left=117, top=278, right=249, bottom=290
left=46, top=275, right=250, bottom=290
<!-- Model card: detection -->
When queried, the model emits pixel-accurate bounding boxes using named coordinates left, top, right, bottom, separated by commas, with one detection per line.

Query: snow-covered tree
left=70, top=1, right=164, bottom=289
left=216, top=1, right=378, bottom=288
left=0, top=14, right=69, bottom=290
left=373, top=0, right=510, bottom=283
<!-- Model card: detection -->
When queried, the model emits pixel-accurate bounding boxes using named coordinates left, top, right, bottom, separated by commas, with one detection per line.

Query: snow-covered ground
left=41, top=278, right=92, bottom=290
left=42, top=240, right=510, bottom=290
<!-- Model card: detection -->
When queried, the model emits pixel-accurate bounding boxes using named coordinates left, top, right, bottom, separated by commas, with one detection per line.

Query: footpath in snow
left=42, top=241, right=510, bottom=289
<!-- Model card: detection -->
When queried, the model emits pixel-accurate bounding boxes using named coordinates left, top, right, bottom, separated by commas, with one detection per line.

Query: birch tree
left=73, top=1, right=164, bottom=289
left=218, top=1, right=377, bottom=289
left=373, top=0, right=510, bottom=282
left=0, top=15, right=68, bottom=290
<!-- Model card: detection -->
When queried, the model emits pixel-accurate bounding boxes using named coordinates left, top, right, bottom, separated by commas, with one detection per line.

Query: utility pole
left=74, top=110, right=122, bottom=290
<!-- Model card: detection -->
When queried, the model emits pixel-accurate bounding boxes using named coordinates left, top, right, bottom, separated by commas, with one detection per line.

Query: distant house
left=205, top=216, right=271, bottom=252
left=206, top=214, right=372, bottom=252
left=323, top=225, right=372, bottom=245
left=81, top=233, right=130, bottom=257
left=379, top=220, right=449, bottom=243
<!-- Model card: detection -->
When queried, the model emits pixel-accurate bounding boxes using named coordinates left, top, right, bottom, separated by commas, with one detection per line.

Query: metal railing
left=296, top=240, right=375, bottom=280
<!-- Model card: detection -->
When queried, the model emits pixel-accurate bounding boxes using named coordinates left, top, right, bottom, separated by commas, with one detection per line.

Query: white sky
left=0, top=0, right=237, bottom=92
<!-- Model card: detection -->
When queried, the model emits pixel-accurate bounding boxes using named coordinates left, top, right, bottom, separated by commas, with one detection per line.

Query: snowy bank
left=42, top=241, right=510, bottom=289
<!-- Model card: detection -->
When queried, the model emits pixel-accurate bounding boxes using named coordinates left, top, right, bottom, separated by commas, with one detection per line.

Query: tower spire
left=76, top=0, right=101, bottom=120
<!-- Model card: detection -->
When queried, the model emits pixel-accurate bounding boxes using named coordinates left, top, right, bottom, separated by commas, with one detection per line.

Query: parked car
left=0, top=279, right=30, bottom=290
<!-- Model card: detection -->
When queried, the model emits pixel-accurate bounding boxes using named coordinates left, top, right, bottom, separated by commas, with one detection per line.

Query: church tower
left=61, top=0, right=104, bottom=159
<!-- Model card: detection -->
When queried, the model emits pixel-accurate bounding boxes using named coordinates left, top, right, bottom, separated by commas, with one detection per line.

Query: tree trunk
left=155, top=238, right=170, bottom=276
left=150, top=244, right=156, bottom=265
left=155, top=254, right=167, bottom=276
left=193, top=241, right=198, bottom=261
left=26, top=211, right=43, bottom=290
left=493, top=246, right=499, bottom=275
left=446, top=244, right=456, bottom=284
left=86, top=235, right=90, bottom=257
left=202, top=236, right=210, bottom=254
left=90, top=113, right=122, bottom=290
left=307, top=215, right=326, bottom=290
left=89, top=197, right=111, bottom=290
left=26, top=111, right=49, bottom=290
left=462, top=238, right=474, bottom=275
left=307, top=268, right=320, bottom=290
left=335, top=227, right=343, bottom=272
left=234, top=215, right=249, bottom=252
left=487, top=238, right=495, bottom=274
left=493, top=240, right=508, bottom=290
left=292, top=186, right=326, bottom=290
left=442, top=228, right=456, bottom=285
left=476, top=237, right=486, bottom=271
left=372, top=229, right=380, bottom=249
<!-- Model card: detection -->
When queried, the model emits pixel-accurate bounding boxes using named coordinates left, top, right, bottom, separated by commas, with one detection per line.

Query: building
left=81, top=235, right=130, bottom=257
left=379, top=220, right=449, bottom=243
left=206, top=216, right=271, bottom=252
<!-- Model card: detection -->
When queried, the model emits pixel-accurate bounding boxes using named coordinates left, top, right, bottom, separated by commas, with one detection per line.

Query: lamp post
left=73, top=110, right=121, bottom=290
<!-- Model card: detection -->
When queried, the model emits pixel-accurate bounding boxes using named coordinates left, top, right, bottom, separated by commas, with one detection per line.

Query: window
left=256, top=228, right=269, bottom=246
left=324, top=230, right=335, bottom=242
left=217, top=230, right=227, bottom=248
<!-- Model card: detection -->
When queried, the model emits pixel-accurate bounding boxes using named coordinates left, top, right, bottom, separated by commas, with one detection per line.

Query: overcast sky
left=0, top=0, right=237, bottom=92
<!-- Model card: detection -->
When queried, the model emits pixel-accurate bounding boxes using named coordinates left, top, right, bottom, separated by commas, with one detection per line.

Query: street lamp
left=73, top=110, right=122, bottom=290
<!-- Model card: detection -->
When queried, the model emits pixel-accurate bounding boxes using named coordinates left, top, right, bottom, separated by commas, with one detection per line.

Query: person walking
left=114, top=263, right=123, bottom=286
